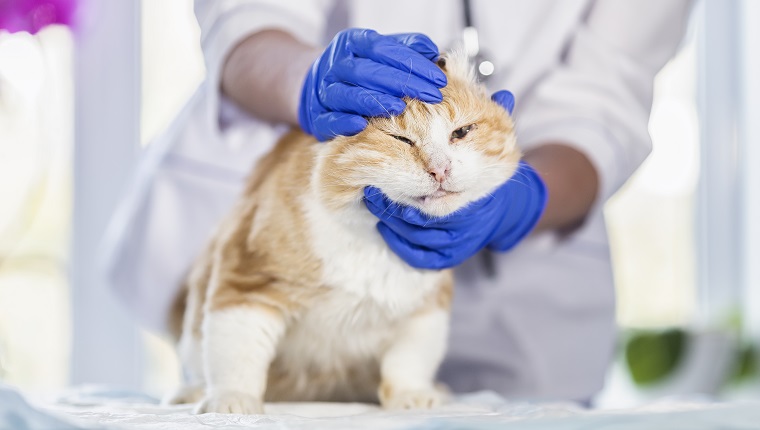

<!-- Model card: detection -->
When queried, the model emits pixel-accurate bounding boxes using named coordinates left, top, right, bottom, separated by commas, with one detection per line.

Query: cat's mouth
left=415, top=189, right=462, bottom=204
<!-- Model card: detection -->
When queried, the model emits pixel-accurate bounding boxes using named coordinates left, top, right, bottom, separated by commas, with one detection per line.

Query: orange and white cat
left=166, top=51, right=522, bottom=414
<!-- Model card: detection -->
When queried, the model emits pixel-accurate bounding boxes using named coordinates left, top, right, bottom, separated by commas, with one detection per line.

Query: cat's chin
left=413, top=192, right=471, bottom=218
left=414, top=190, right=462, bottom=205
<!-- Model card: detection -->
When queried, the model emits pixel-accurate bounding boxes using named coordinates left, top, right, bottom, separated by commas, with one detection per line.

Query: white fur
left=304, top=193, right=441, bottom=313
left=270, top=290, right=408, bottom=401
left=381, top=308, right=449, bottom=390
left=197, top=307, right=285, bottom=412
left=421, top=115, right=454, bottom=172
left=444, top=49, right=477, bottom=85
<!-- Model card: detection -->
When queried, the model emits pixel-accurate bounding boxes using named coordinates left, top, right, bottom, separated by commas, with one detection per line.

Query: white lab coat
left=104, top=0, right=692, bottom=402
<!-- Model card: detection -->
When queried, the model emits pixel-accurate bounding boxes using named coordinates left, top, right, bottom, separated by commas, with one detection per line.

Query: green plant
left=625, top=328, right=687, bottom=386
left=728, top=343, right=758, bottom=384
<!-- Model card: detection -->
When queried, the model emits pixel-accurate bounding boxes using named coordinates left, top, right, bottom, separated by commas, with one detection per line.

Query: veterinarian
left=105, top=0, right=693, bottom=403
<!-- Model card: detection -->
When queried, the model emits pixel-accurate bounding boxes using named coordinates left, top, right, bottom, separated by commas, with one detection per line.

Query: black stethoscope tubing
left=463, top=0, right=475, bottom=28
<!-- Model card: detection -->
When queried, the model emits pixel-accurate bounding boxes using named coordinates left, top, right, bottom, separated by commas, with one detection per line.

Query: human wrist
left=290, top=48, right=322, bottom=126
left=297, top=58, right=318, bottom=134
left=522, top=143, right=598, bottom=231
left=487, top=161, right=548, bottom=252
left=221, top=29, right=319, bottom=125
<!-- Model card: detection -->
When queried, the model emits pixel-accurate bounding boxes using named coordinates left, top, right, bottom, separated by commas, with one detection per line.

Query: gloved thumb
left=491, top=90, right=515, bottom=115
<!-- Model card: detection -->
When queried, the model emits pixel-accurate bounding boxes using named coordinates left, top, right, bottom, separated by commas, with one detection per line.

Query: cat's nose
left=428, top=162, right=451, bottom=183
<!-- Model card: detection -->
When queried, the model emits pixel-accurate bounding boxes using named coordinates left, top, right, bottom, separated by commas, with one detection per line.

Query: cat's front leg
left=379, top=308, right=449, bottom=410
left=196, top=305, right=286, bottom=414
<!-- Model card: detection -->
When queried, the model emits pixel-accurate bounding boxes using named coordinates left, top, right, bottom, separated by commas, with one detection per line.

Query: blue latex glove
left=299, top=28, right=447, bottom=141
left=362, top=91, right=547, bottom=270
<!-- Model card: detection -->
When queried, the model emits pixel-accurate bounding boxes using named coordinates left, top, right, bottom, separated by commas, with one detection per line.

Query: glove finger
left=436, top=194, right=495, bottom=225
left=363, top=187, right=433, bottom=227
left=311, top=112, right=368, bottom=141
left=363, top=186, right=402, bottom=217
left=364, top=192, right=422, bottom=226
left=350, top=31, right=446, bottom=86
left=330, top=57, right=443, bottom=103
left=364, top=187, right=451, bottom=237
left=376, top=223, right=452, bottom=270
left=491, top=90, right=515, bottom=115
left=430, top=183, right=512, bottom=225
left=387, top=33, right=439, bottom=61
left=363, top=187, right=398, bottom=219
left=372, top=207, right=458, bottom=248
left=319, top=83, right=406, bottom=117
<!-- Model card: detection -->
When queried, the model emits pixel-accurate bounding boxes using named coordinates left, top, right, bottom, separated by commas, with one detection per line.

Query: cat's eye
left=391, top=135, right=415, bottom=146
left=451, top=124, right=475, bottom=141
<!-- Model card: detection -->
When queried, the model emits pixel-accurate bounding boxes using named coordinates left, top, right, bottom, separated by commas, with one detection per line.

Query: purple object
left=0, top=0, right=77, bottom=34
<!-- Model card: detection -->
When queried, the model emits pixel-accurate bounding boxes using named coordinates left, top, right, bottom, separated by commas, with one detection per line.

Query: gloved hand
left=299, top=28, right=447, bottom=141
left=362, top=91, right=548, bottom=270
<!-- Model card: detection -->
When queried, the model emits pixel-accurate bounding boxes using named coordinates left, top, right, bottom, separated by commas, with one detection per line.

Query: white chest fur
left=302, top=194, right=442, bottom=317
left=262, top=196, right=445, bottom=401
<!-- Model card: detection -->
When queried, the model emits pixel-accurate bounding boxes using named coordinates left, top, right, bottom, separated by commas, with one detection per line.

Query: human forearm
left=523, top=144, right=599, bottom=233
left=221, top=29, right=320, bottom=125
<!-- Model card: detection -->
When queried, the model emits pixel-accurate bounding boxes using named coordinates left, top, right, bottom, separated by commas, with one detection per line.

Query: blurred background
left=0, top=0, right=758, bottom=407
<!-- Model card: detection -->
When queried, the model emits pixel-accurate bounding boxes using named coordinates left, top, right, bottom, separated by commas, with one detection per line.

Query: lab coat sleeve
left=516, top=0, right=693, bottom=202
left=193, top=0, right=335, bottom=128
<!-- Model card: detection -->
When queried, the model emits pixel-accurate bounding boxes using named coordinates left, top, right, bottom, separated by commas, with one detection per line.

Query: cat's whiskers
left=505, top=168, right=531, bottom=188
left=507, top=169, right=530, bottom=181
left=506, top=177, right=531, bottom=189
left=316, top=153, right=353, bottom=159
left=401, top=58, right=413, bottom=98
left=360, top=88, right=394, bottom=118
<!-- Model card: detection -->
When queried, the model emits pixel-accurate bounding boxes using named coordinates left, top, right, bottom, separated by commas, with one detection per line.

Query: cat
left=165, top=50, right=522, bottom=414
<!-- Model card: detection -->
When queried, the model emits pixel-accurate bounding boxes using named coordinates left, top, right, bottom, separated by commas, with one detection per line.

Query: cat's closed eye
left=451, top=124, right=475, bottom=141
left=391, top=135, right=415, bottom=146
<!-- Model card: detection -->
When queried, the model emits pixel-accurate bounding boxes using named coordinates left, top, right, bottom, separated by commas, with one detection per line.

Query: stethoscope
left=461, top=0, right=495, bottom=82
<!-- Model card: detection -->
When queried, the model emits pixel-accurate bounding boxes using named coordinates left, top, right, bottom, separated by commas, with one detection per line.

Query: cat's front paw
left=194, top=389, right=264, bottom=415
left=379, top=383, right=443, bottom=410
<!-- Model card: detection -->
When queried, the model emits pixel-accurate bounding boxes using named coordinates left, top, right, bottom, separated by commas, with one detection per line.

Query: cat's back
left=227, top=128, right=322, bottom=270
left=244, top=129, right=317, bottom=199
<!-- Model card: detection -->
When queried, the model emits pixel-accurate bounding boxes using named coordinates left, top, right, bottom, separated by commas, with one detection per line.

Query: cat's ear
left=437, top=50, right=476, bottom=85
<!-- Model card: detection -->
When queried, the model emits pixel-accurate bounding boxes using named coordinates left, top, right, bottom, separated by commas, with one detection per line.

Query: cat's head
left=315, top=50, right=521, bottom=218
